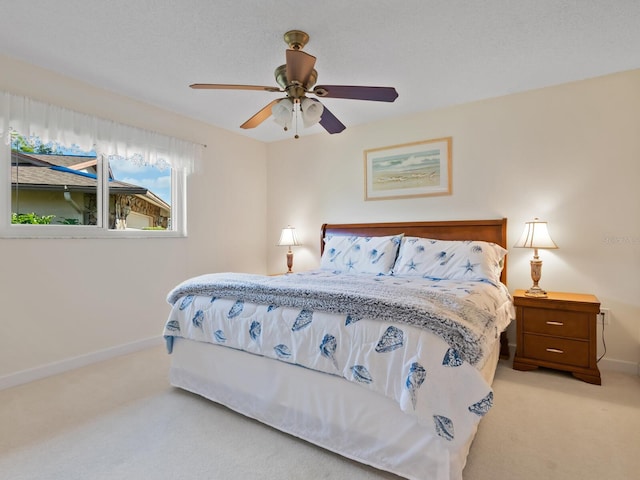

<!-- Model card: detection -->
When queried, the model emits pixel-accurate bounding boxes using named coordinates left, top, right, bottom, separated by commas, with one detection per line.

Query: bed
left=163, top=219, right=514, bottom=480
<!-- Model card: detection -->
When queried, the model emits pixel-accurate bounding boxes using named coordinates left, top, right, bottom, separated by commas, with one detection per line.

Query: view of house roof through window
left=11, top=132, right=172, bottom=230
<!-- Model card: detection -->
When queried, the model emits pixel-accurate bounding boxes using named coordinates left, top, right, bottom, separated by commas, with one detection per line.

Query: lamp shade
left=301, top=97, right=324, bottom=127
left=277, top=226, right=300, bottom=247
left=273, top=99, right=293, bottom=129
left=514, top=218, right=558, bottom=249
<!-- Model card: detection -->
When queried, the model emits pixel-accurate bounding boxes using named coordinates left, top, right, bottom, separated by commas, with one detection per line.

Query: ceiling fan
left=190, top=30, right=399, bottom=138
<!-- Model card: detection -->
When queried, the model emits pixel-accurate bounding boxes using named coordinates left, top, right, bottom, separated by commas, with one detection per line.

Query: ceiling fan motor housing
left=274, top=64, right=318, bottom=96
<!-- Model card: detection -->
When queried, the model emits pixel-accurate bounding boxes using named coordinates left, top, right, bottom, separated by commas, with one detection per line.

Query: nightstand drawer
left=522, top=308, right=589, bottom=339
left=523, top=335, right=589, bottom=368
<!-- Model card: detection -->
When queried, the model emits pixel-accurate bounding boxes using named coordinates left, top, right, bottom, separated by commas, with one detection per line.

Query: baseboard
left=0, top=336, right=164, bottom=391
left=597, top=357, right=640, bottom=376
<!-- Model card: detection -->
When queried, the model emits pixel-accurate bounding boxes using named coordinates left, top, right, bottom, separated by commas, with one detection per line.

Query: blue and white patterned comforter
left=163, top=270, right=514, bottom=448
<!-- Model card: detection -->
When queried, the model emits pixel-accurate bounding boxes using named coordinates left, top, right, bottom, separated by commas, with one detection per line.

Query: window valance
left=0, top=90, right=202, bottom=174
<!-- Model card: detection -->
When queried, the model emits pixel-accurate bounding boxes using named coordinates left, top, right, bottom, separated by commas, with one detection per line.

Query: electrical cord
left=596, top=311, right=607, bottom=363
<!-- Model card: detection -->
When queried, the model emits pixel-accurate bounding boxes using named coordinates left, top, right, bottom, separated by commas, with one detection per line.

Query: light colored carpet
left=1, top=346, right=638, bottom=480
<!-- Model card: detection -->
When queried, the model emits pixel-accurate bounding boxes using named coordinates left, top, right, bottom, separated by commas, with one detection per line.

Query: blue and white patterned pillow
left=392, top=237, right=507, bottom=285
left=320, top=234, right=403, bottom=275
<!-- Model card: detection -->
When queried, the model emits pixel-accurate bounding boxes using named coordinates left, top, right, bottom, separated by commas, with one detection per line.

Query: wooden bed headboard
left=320, top=218, right=508, bottom=285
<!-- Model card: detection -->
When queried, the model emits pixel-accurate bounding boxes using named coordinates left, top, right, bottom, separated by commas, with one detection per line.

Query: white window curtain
left=0, top=90, right=202, bottom=173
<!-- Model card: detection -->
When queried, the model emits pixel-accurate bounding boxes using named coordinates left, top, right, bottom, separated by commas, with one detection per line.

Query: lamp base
left=285, top=250, right=294, bottom=274
left=524, top=285, right=548, bottom=298
left=525, top=256, right=547, bottom=297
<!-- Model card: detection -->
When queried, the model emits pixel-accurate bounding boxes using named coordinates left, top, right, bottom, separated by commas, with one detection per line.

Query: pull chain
left=294, top=99, right=300, bottom=139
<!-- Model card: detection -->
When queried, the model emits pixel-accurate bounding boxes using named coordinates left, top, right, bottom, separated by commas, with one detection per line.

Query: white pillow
left=392, top=237, right=507, bottom=285
left=320, top=234, right=403, bottom=275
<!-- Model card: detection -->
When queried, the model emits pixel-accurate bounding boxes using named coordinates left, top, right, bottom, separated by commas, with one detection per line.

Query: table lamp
left=514, top=218, right=558, bottom=297
left=277, top=225, right=300, bottom=273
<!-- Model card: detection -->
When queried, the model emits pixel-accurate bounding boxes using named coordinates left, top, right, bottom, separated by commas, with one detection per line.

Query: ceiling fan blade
left=318, top=105, right=346, bottom=134
left=286, top=49, right=316, bottom=86
left=313, top=85, right=399, bottom=102
left=190, top=83, right=281, bottom=92
left=240, top=99, right=281, bottom=129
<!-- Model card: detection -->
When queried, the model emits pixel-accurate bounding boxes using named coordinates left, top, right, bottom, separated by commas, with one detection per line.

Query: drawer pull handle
left=546, top=348, right=564, bottom=354
left=546, top=321, right=564, bottom=326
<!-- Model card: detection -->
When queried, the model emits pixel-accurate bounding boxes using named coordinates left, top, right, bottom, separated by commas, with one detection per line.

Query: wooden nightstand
left=512, top=290, right=601, bottom=385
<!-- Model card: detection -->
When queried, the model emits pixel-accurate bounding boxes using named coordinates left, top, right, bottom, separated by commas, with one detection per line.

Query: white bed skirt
left=169, top=338, right=500, bottom=480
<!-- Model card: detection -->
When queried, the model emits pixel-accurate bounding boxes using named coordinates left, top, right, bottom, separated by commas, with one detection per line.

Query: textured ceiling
left=1, top=0, right=639, bottom=143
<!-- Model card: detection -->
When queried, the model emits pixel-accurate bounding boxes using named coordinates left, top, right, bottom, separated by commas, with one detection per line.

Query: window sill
left=0, top=225, right=186, bottom=239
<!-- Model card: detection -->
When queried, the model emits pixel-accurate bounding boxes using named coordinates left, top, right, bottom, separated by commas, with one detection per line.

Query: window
left=1, top=91, right=200, bottom=238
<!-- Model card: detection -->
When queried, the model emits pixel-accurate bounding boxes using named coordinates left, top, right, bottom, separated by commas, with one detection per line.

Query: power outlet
left=598, top=308, right=611, bottom=325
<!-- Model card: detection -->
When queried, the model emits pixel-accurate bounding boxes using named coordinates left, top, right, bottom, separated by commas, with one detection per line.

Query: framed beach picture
left=364, top=137, right=452, bottom=200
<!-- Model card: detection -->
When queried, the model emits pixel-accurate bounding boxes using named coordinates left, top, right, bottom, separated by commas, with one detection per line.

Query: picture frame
left=364, top=137, right=452, bottom=200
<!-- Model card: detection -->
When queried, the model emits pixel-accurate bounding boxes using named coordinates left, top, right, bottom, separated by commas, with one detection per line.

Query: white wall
left=0, top=54, right=268, bottom=381
left=266, top=69, right=640, bottom=373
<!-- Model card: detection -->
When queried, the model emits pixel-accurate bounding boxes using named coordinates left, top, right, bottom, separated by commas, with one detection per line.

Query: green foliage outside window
left=11, top=212, right=56, bottom=224
left=11, top=130, right=59, bottom=154
left=10, top=214, right=85, bottom=225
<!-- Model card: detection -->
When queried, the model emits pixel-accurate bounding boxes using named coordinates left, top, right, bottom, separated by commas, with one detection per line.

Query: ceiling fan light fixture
left=272, top=98, right=294, bottom=130
left=301, top=97, right=324, bottom=127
